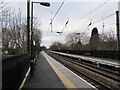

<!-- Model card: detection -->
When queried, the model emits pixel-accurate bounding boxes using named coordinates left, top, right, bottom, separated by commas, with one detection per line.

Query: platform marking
left=44, top=51, right=97, bottom=89
left=19, top=67, right=31, bottom=90
left=43, top=52, right=77, bottom=89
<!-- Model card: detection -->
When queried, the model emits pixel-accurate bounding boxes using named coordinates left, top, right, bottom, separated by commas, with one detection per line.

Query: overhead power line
left=75, top=19, right=92, bottom=33
left=50, top=0, right=65, bottom=33
left=76, top=13, right=115, bottom=32
left=92, top=12, right=115, bottom=24
left=60, top=20, right=69, bottom=35
left=69, top=0, right=110, bottom=28
left=78, top=0, right=110, bottom=20
left=77, top=21, right=92, bottom=36
left=57, top=19, right=69, bottom=35
left=52, top=0, right=65, bottom=20
left=75, top=12, right=115, bottom=36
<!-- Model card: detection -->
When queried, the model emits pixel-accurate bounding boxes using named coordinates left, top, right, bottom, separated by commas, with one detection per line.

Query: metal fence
left=53, top=50, right=119, bottom=60
left=2, top=53, right=31, bottom=89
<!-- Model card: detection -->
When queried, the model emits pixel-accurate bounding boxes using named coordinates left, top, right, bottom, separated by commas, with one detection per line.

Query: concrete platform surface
left=23, top=52, right=66, bottom=89
left=43, top=51, right=96, bottom=89
left=23, top=51, right=97, bottom=89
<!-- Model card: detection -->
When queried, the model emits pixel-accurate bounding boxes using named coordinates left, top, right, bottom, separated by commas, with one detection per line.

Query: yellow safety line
left=43, top=52, right=77, bottom=89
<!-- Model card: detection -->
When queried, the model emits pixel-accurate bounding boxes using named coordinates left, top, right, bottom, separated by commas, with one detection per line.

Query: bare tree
left=33, top=29, right=42, bottom=52
left=65, top=32, right=85, bottom=50
left=49, top=41, right=67, bottom=50
left=1, top=5, right=42, bottom=55
left=99, top=31, right=117, bottom=50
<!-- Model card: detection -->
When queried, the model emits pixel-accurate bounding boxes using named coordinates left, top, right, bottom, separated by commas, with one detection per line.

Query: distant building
left=89, top=27, right=99, bottom=50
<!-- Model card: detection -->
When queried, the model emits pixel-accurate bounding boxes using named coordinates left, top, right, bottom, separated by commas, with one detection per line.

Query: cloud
left=3, top=0, right=119, bottom=48
left=41, top=34, right=66, bottom=48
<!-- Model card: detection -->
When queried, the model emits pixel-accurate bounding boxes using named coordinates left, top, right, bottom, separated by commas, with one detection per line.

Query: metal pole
left=116, top=11, right=120, bottom=51
left=31, top=2, right=33, bottom=60
left=30, top=1, right=34, bottom=76
left=27, top=0, right=30, bottom=52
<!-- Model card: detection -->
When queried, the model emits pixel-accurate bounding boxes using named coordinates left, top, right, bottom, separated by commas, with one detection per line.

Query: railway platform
left=23, top=51, right=96, bottom=89
left=50, top=51, right=120, bottom=68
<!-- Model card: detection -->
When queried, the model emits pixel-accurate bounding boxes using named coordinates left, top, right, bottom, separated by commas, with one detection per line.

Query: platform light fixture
left=31, top=1, right=50, bottom=60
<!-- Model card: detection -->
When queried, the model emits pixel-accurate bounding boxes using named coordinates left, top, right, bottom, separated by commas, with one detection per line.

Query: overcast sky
left=2, top=0, right=120, bottom=48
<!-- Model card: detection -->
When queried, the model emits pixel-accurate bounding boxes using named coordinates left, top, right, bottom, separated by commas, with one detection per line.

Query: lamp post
left=116, top=11, right=120, bottom=51
left=27, top=0, right=30, bottom=52
left=30, top=1, right=50, bottom=76
left=31, top=1, right=50, bottom=60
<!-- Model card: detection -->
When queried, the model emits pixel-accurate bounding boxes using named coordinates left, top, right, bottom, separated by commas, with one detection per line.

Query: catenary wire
left=50, top=0, right=66, bottom=33
left=52, top=0, right=66, bottom=20
left=77, top=13, right=115, bottom=35
left=68, top=0, right=110, bottom=30
left=60, top=19, right=69, bottom=35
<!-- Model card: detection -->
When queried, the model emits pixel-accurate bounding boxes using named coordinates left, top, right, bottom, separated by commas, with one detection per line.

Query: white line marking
left=19, top=67, right=31, bottom=90
left=43, top=52, right=77, bottom=88
left=44, top=51, right=97, bottom=89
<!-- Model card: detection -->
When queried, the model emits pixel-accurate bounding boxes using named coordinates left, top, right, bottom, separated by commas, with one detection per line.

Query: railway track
left=59, top=55, right=120, bottom=82
left=46, top=51, right=120, bottom=90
